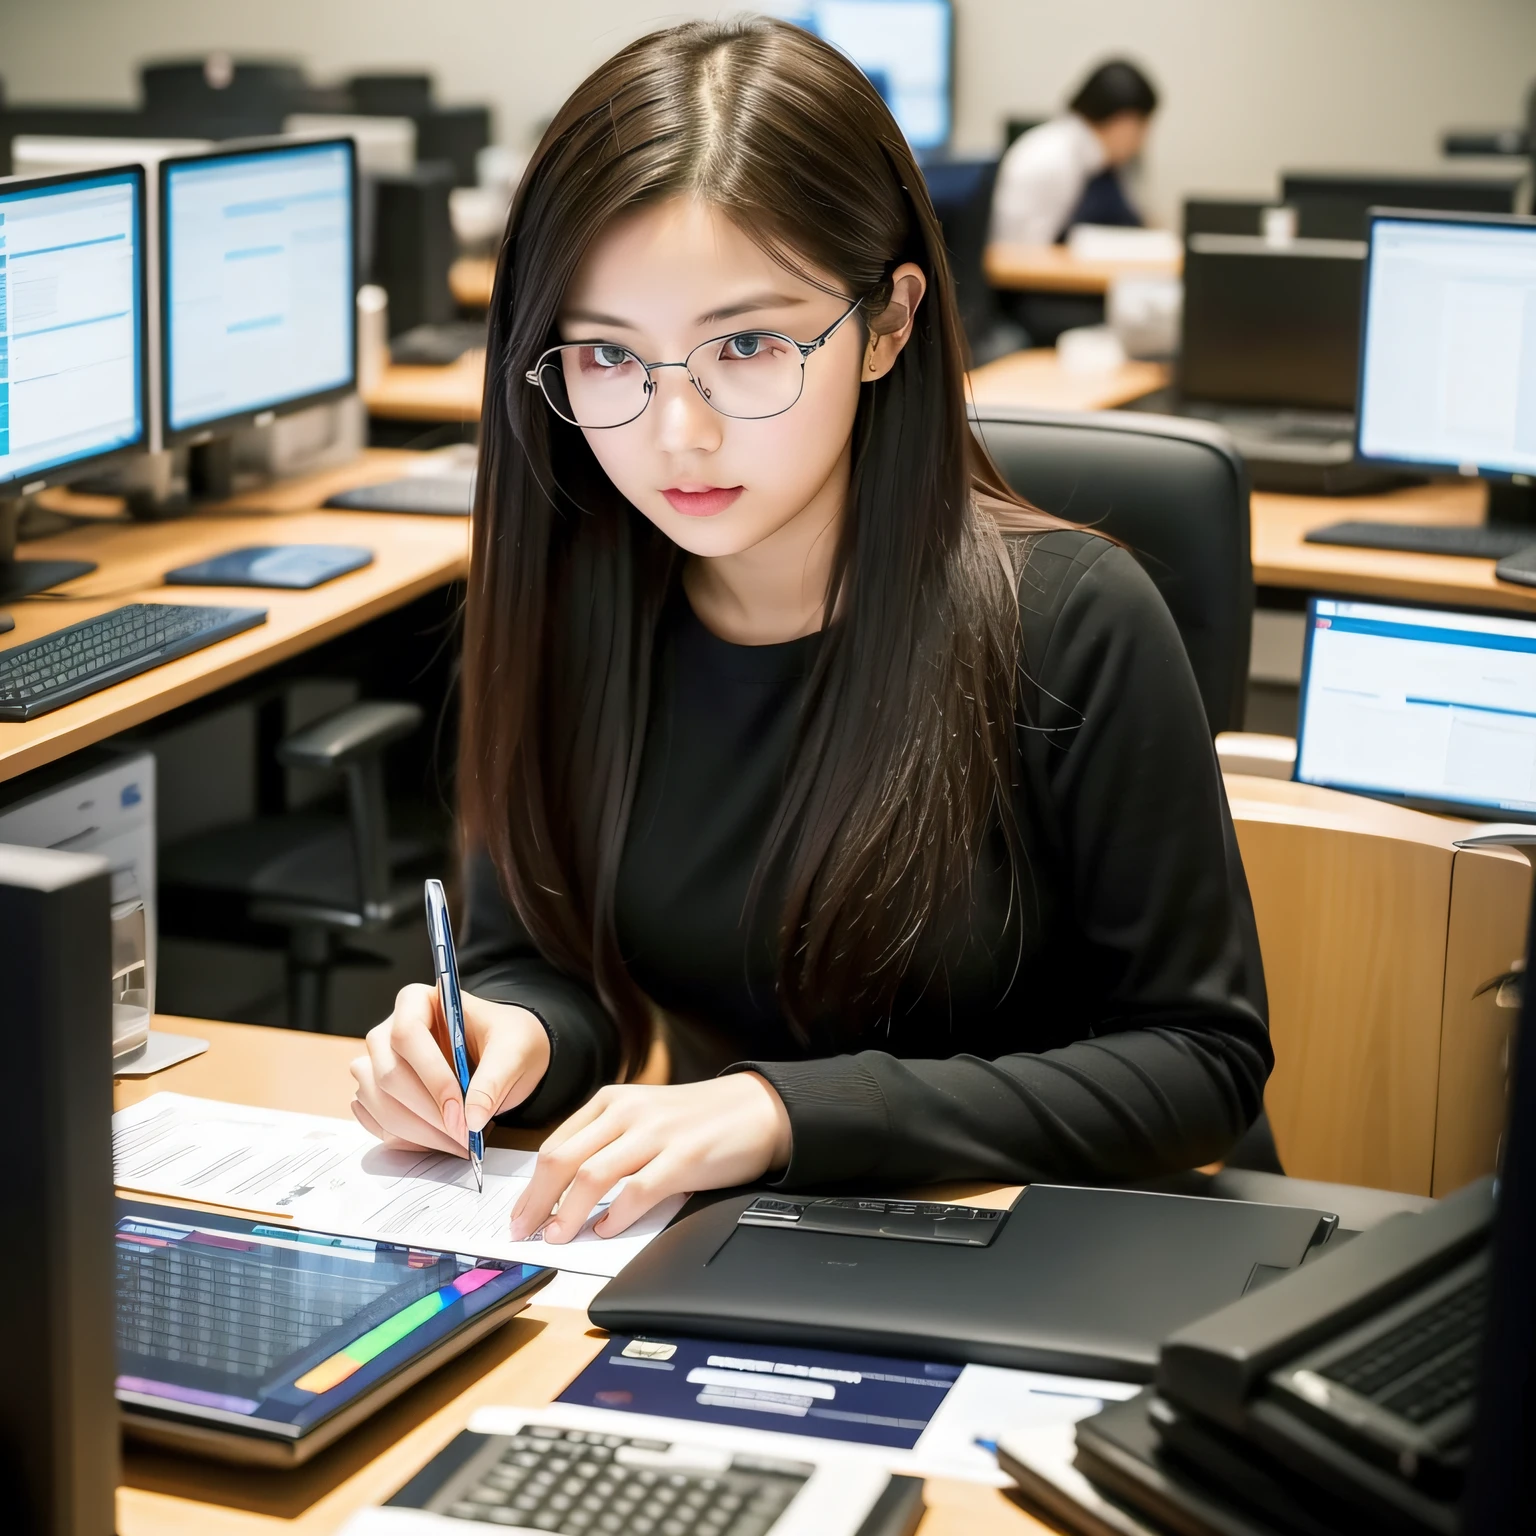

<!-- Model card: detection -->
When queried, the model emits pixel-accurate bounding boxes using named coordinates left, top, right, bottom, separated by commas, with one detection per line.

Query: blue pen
left=425, top=878, right=483, bottom=1191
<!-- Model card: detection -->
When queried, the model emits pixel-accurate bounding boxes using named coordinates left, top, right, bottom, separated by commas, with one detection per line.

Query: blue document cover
left=559, top=1335, right=961, bottom=1450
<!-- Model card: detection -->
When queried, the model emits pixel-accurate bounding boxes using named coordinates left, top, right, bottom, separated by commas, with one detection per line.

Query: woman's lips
left=662, top=486, right=744, bottom=517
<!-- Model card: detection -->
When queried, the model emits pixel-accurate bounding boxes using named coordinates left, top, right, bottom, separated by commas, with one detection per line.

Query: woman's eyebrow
left=560, top=291, right=810, bottom=333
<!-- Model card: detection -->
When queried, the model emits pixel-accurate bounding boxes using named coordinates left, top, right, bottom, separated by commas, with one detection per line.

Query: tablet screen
left=115, top=1201, right=548, bottom=1439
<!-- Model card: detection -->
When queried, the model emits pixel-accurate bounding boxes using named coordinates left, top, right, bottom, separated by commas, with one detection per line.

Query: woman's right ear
left=864, top=263, right=927, bottom=381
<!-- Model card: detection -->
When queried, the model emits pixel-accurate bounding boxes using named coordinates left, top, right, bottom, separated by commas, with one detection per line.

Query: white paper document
left=112, top=1093, right=682, bottom=1280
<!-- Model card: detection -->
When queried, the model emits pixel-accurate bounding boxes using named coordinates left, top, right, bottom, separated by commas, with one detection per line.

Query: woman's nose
left=650, top=365, right=723, bottom=455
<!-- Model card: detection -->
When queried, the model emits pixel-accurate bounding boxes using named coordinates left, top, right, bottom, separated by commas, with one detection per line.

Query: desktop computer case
left=0, top=845, right=119, bottom=1536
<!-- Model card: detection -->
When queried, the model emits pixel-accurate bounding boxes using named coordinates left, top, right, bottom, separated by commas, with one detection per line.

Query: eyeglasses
left=524, top=294, right=866, bottom=429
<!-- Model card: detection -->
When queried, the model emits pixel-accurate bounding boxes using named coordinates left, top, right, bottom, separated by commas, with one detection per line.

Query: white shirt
left=989, top=113, right=1107, bottom=247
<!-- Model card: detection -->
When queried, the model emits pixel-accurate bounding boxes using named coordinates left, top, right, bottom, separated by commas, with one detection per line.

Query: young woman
left=350, top=18, right=1270, bottom=1245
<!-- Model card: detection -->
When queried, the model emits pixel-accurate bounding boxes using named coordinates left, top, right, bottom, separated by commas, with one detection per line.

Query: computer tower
left=370, top=163, right=457, bottom=335
left=0, top=844, right=118, bottom=1536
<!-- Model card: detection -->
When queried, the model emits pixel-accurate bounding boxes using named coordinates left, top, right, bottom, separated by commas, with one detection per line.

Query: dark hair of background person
left=1069, top=59, right=1159, bottom=123
left=461, top=16, right=1067, bottom=1075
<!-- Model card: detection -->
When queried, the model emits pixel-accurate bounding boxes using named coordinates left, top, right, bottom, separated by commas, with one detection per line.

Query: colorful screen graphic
left=115, top=1200, right=545, bottom=1436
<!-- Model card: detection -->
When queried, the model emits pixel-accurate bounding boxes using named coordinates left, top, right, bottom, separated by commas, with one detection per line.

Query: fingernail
left=465, top=1102, right=488, bottom=1134
left=443, top=1098, right=467, bottom=1144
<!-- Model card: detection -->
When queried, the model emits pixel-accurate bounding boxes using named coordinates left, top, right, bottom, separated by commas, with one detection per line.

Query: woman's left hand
left=508, top=1073, right=793, bottom=1243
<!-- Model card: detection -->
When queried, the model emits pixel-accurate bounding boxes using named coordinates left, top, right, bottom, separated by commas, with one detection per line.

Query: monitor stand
left=0, top=495, right=98, bottom=606
left=1487, top=478, right=1536, bottom=527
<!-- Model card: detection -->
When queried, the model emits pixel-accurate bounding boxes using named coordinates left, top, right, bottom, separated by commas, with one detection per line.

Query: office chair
left=968, top=405, right=1253, bottom=738
left=923, top=157, right=1020, bottom=365
left=157, top=699, right=431, bottom=1032
left=971, top=405, right=1281, bottom=1173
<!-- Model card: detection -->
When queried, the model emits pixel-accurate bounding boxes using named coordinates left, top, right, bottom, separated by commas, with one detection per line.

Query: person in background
left=990, top=59, right=1159, bottom=248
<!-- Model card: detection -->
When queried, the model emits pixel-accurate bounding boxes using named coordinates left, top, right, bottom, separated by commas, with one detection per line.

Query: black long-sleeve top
left=460, top=528, right=1271, bottom=1189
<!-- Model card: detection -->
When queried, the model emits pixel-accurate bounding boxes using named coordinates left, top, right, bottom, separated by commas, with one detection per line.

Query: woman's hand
left=350, top=985, right=551, bottom=1157
left=508, top=1074, right=792, bottom=1243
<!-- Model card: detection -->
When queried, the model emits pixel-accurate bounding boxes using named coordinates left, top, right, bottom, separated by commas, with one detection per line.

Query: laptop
left=1124, top=234, right=1397, bottom=494
left=1294, top=596, right=1536, bottom=822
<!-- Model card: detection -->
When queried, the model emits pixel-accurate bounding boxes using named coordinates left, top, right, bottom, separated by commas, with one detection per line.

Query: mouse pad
left=165, top=545, right=373, bottom=589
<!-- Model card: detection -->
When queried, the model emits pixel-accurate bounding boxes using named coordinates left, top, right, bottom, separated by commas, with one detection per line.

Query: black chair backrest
left=923, top=156, right=1002, bottom=362
left=969, top=406, right=1252, bottom=736
left=139, top=59, right=309, bottom=136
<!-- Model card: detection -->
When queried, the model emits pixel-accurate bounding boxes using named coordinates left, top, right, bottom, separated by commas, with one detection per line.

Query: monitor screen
left=770, top=1, right=952, bottom=151
left=114, top=1201, right=545, bottom=1439
left=1181, top=234, right=1364, bottom=411
left=1296, top=596, right=1536, bottom=819
left=0, top=168, right=144, bottom=490
left=162, top=140, right=355, bottom=438
left=1357, top=213, right=1536, bottom=478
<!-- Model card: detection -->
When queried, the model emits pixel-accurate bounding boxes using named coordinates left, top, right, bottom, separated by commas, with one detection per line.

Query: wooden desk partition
left=1225, top=775, right=1531, bottom=1195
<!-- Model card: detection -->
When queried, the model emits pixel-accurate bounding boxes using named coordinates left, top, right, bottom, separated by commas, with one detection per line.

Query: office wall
left=7, top=1, right=1534, bottom=224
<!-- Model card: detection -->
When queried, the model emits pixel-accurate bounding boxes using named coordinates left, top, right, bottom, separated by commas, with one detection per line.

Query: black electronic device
left=325, top=472, right=474, bottom=516
left=0, top=602, right=266, bottom=721
left=1281, top=170, right=1522, bottom=241
left=1126, top=233, right=1392, bottom=495
left=590, top=1185, right=1338, bottom=1382
left=388, top=318, right=487, bottom=367
left=0, top=844, right=118, bottom=1536
left=371, top=1414, right=925, bottom=1536
left=164, top=544, right=373, bottom=589
left=114, top=1200, right=553, bottom=1466
left=1303, top=521, right=1536, bottom=560
left=371, top=163, right=457, bottom=336
left=1356, top=208, right=1536, bottom=528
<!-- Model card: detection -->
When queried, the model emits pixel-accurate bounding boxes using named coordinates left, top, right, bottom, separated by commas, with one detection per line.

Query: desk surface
left=1, top=452, right=466, bottom=785
left=1251, top=478, right=1536, bottom=612
left=114, top=1018, right=1047, bottom=1536
left=984, top=243, right=1181, bottom=294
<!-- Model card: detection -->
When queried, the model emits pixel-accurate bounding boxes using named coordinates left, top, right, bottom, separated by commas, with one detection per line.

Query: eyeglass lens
left=540, top=332, right=807, bottom=428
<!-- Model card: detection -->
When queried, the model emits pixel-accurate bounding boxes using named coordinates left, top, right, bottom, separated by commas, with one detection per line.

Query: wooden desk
left=114, top=1017, right=1049, bottom=1536
left=1251, top=478, right=1536, bottom=612
left=365, top=349, right=487, bottom=423
left=968, top=348, right=1169, bottom=413
left=984, top=243, right=1181, bottom=295
left=451, top=255, right=496, bottom=310
left=1, top=452, right=468, bottom=785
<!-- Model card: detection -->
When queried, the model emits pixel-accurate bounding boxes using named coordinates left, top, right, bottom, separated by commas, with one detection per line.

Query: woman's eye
left=592, top=345, right=631, bottom=368
left=722, top=333, right=771, bottom=360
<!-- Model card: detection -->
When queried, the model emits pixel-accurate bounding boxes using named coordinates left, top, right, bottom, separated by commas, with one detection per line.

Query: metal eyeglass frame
left=524, top=292, right=868, bottom=428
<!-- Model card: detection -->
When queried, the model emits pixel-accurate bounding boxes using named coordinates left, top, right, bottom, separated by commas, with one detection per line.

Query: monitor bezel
left=1294, top=590, right=1536, bottom=824
left=157, top=136, right=358, bottom=447
left=1353, top=205, right=1536, bottom=484
left=0, top=163, right=149, bottom=495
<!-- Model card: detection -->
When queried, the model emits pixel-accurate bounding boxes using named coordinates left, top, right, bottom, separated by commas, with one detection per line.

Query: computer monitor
left=1281, top=170, right=1523, bottom=241
left=159, top=138, right=356, bottom=457
left=1180, top=233, right=1364, bottom=411
left=0, top=165, right=146, bottom=604
left=768, top=1, right=954, bottom=153
left=1294, top=596, right=1536, bottom=820
left=1355, top=209, right=1536, bottom=521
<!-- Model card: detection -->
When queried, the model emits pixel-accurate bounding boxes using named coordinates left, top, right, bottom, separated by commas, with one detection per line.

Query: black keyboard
left=1322, top=1272, right=1487, bottom=1423
left=0, top=602, right=266, bottom=721
left=421, top=1424, right=813, bottom=1534
left=1305, top=520, right=1536, bottom=559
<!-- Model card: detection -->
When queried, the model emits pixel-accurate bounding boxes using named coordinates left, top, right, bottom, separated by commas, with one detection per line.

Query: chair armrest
left=277, top=701, right=423, bottom=771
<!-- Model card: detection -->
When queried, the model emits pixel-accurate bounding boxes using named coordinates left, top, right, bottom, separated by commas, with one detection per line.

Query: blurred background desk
left=450, top=255, right=495, bottom=310
left=984, top=242, right=1181, bottom=294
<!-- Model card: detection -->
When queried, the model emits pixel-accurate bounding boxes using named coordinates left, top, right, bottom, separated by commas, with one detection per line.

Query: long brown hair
left=462, top=16, right=1062, bottom=1073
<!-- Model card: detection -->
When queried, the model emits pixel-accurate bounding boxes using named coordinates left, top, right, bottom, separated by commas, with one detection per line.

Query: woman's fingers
left=381, top=984, right=471, bottom=1145
left=592, top=1153, right=688, bottom=1238
left=540, top=1141, right=651, bottom=1244
left=509, top=1109, right=632, bottom=1240
left=535, top=1085, right=615, bottom=1152
left=352, top=1053, right=467, bottom=1157
left=462, top=1006, right=548, bottom=1132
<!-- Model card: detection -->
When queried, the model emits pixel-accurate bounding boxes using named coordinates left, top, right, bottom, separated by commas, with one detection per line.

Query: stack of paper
left=112, top=1093, right=683, bottom=1281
